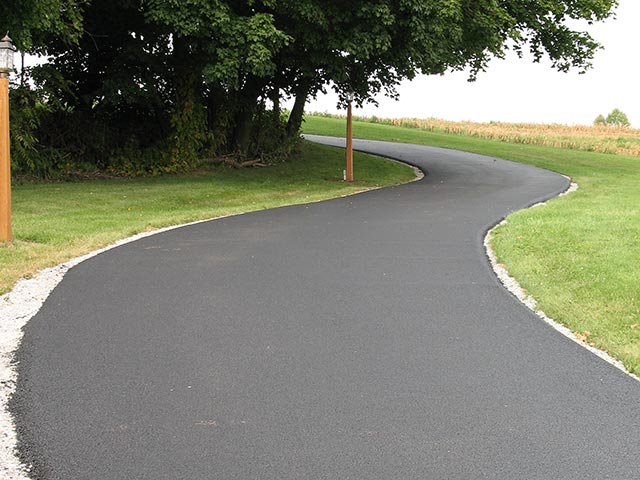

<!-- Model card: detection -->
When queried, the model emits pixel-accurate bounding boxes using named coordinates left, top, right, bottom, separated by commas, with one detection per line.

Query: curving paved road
left=12, top=137, right=640, bottom=479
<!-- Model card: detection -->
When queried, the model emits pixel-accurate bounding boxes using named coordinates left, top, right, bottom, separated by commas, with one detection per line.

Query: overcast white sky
left=304, top=0, right=640, bottom=127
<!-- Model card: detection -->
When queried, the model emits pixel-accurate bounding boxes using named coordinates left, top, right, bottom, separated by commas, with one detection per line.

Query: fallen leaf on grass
left=575, top=331, right=591, bottom=343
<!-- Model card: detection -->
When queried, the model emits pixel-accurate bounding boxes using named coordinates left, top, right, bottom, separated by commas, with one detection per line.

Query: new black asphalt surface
left=12, top=137, right=640, bottom=479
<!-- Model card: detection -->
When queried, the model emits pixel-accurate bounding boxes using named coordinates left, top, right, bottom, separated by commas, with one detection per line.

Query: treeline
left=4, top=0, right=617, bottom=178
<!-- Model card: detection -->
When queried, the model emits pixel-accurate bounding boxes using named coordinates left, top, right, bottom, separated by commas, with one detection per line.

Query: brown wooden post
left=346, top=100, right=353, bottom=182
left=0, top=75, right=11, bottom=242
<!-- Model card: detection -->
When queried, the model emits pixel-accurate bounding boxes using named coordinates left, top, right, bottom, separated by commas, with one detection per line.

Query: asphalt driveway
left=11, top=137, right=640, bottom=479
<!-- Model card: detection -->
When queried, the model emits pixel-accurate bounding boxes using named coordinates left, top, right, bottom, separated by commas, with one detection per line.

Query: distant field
left=312, top=113, right=640, bottom=157
left=303, top=115, right=640, bottom=376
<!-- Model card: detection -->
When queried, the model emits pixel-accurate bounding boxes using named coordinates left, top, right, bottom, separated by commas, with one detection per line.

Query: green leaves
left=0, top=0, right=86, bottom=51
left=146, top=0, right=290, bottom=88
left=606, top=109, right=630, bottom=128
left=7, top=0, right=621, bottom=176
left=203, top=12, right=290, bottom=87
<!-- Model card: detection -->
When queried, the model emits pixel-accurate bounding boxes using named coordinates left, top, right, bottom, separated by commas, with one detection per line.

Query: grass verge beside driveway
left=304, top=115, right=640, bottom=375
left=0, top=140, right=415, bottom=295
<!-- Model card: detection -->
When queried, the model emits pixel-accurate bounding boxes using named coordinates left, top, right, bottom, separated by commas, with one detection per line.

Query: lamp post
left=345, top=91, right=354, bottom=182
left=0, top=34, right=15, bottom=243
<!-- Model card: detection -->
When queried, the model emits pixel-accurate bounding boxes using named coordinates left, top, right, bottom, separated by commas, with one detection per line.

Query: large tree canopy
left=0, top=0, right=86, bottom=50
left=6, top=0, right=618, bottom=177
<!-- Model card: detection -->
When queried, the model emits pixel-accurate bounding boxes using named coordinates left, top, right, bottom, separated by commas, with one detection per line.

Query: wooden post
left=346, top=100, right=353, bottom=182
left=0, top=75, right=11, bottom=242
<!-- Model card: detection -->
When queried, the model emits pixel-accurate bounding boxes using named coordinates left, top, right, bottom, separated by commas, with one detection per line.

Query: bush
left=9, top=86, right=63, bottom=179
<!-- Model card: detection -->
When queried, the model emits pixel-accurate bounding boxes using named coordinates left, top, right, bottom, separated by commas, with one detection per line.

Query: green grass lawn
left=0, top=140, right=415, bottom=295
left=304, top=115, right=640, bottom=375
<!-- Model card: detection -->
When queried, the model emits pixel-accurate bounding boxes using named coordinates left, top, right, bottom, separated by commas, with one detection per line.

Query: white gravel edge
left=0, top=162, right=423, bottom=479
left=484, top=178, right=639, bottom=384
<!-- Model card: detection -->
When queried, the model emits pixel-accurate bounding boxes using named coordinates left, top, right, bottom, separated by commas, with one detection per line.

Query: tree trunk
left=271, top=86, right=280, bottom=119
left=204, top=84, right=228, bottom=152
left=232, top=76, right=264, bottom=156
left=171, top=36, right=207, bottom=167
left=286, top=80, right=311, bottom=138
left=234, top=107, right=254, bottom=156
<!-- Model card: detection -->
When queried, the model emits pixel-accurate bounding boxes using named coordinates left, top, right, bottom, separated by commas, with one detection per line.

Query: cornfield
left=316, top=113, right=640, bottom=158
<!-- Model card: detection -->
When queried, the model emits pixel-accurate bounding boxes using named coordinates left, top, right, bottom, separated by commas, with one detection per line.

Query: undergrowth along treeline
left=313, top=113, right=640, bottom=157
left=5, top=0, right=618, bottom=178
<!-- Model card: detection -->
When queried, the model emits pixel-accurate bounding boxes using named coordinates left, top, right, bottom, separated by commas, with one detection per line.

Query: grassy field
left=304, top=115, right=640, bottom=375
left=0, top=140, right=415, bottom=295
left=312, top=113, right=640, bottom=157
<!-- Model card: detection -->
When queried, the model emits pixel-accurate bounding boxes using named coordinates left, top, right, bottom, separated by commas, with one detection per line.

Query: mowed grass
left=0, top=140, right=415, bottom=295
left=304, top=115, right=640, bottom=375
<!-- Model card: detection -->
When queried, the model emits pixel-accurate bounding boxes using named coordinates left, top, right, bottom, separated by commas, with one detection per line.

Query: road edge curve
left=484, top=180, right=639, bottom=383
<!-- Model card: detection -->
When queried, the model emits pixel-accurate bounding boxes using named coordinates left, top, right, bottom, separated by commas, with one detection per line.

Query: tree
left=8, top=0, right=622, bottom=177
left=594, top=114, right=607, bottom=126
left=606, top=108, right=630, bottom=128
left=0, top=0, right=86, bottom=51
left=594, top=109, right=630, bottom=127
left=145, top=0, right=291, bottom=155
